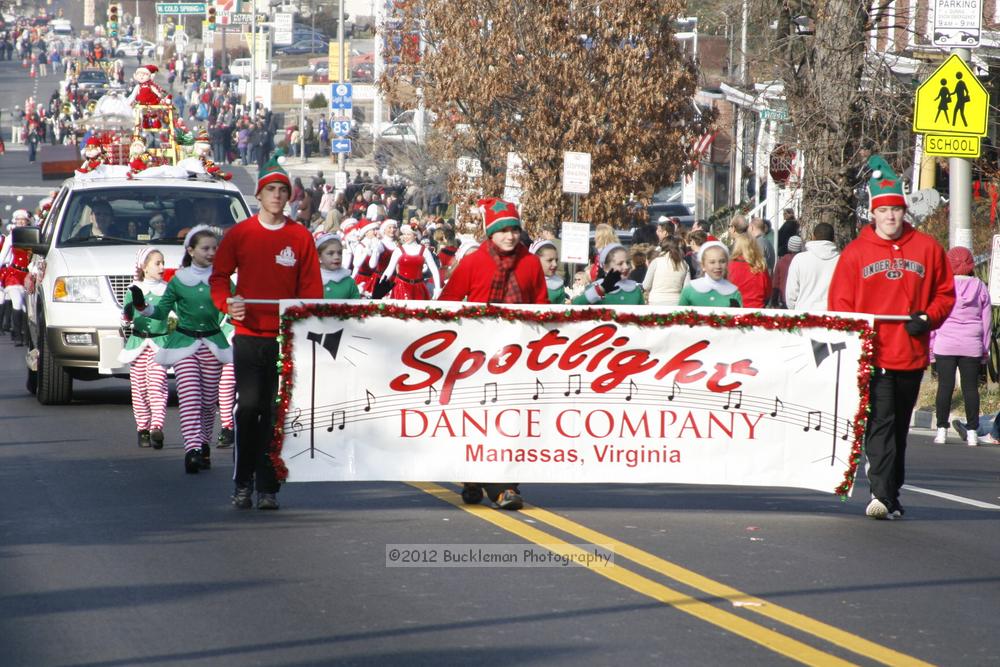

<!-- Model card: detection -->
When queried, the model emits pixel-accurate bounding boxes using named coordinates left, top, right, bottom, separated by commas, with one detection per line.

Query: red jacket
left=439, top=242, right=548, bottom=304
left=828, top=223, right=955, bottom=370
left=727, top=259, right=771, bottom=308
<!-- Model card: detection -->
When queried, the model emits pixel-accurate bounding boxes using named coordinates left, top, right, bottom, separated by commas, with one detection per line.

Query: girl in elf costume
left=378, top=223, right=442, bottom=300
left=572, top=243, right=644, bottom=306
left=317, top=234, right=362, bottom=299
left=131, top=226, right=232, bottom=474
left=530, top=239, right=568, bottom=304
left=678, top=241, right=743, bottom=307
left=120, top=247, right=170, bottom=450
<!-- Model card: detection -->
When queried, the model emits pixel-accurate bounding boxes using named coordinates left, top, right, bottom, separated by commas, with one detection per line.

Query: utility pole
left=337, top=0, right=345, bottom=174
left=949, top=47, right=973, bottom=250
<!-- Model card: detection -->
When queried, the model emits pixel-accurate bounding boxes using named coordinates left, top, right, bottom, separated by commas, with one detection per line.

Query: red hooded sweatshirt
left=828, top=223, right=954, bottom=370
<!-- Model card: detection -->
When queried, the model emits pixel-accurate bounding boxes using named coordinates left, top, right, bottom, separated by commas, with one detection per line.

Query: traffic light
left=207, top=6, right=217, bottom=31
left=107, top=3, right=119, bottom=39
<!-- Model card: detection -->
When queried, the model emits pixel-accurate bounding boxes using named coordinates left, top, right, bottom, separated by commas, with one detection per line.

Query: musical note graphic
left=326, top=410, right=346, bottom=432
left=564, top=374, right=582, bottom=397
left=723, top=390, right=742, bottom=410
left=840, top=419, right=851, bottom=441
left=804, top=411, right=822, bottom=431
left=532, top=379, right=545, bottom=401
left=667, top=382, right=680, bottom=401
left=770, top=397, right=784, bottom=417
left=625, top=379, right=638, bottom=402
left=289, top=408, right=303, bottom=437
left=364, top=389, right=376, bottom=412
left=424, top=386, right=438, bottom=406
left=480, top=382, right=498, bottom=405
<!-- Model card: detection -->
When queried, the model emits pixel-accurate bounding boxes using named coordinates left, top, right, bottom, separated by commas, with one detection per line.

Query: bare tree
left=382, top=0, right=713, bottom=234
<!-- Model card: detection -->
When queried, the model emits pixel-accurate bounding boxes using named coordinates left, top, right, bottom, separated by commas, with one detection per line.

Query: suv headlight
left=53, top=276, right=103, bottom=303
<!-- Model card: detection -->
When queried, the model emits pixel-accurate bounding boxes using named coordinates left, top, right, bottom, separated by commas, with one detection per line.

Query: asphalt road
left=1, top=313, right=999, bottom=667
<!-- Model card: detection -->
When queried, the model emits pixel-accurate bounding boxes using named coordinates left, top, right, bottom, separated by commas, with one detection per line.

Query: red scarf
left=485, top=240, right=524, bottom=304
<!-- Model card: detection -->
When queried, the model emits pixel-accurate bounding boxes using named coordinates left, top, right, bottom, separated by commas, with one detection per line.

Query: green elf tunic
left=322, top=267, right=362, bottom=299
left=572, top=278, right=645, bottom=306
left=678, top=276, right=743, bottom=308
left=546, top=275, right=568, bottom=304
left=143, top=264, right=233, bottom=367
left=118, top=279, right=170, bottom=364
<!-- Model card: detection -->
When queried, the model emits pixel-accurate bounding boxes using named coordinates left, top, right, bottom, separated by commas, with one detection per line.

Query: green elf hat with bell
left=478, top=197, right=521, bottom=236
left=256, top=154, right=291, bottom=195
left=868, top=155, right=907, bottom=210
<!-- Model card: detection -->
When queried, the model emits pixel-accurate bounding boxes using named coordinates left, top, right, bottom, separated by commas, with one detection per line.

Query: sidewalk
left=277, top=155, right=378, bottom=180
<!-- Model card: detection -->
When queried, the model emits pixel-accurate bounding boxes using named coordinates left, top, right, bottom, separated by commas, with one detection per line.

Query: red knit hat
left=478, top=198, right=520, bottom=237
left=947, top=246, right=974, bottom=276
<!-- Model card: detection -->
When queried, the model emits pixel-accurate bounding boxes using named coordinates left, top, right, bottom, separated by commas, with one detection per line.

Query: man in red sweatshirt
left=439, top=198, right=547, bottom=510
left=828, top=155, right=955, bottom=520
left=210, top=157, right=324, bottom=510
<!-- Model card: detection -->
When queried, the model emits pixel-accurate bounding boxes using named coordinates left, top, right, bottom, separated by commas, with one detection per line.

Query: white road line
left=902, top=484, right=1000, bottom=510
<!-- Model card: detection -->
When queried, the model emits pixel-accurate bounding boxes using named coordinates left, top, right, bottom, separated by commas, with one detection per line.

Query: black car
left=645, top=202, right=695, bottom=228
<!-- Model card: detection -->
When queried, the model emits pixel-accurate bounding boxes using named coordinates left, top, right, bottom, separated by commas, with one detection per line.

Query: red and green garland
left=270, top=304, right=875, bottom=497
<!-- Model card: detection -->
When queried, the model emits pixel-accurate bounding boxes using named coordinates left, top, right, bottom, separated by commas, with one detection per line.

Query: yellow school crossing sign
left=913, top=54, right=989, bottom=137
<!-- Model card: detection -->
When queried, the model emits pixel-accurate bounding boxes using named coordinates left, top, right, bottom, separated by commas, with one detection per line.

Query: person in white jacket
left=785, top=222, right=840, bottom=311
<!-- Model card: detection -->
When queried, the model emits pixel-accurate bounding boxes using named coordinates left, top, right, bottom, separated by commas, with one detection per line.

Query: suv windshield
left=58, top=186, right=250, bottom=246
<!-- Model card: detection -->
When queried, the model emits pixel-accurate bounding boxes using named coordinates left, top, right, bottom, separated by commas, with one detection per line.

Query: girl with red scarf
left=438, top=198, right=547, bottom=510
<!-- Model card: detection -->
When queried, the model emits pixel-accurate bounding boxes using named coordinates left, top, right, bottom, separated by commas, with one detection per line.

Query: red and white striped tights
left=129, top=346, right=168, bottom=431
left=218, top=363, right=236, bottom=430
left=173, top=346, right=223, bottom=452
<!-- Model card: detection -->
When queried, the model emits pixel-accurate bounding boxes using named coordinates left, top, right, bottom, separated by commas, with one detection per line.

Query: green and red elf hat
left=868, top=155, right=907, bottom=210
left=256, top=154, right=291, bottom=195
left=478, top=197, right=521, bottom=237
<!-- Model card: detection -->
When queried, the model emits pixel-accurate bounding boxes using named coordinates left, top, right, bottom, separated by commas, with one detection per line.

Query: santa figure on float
left=127, top=64, right=171, bottom=128
left=76, top=137, right=107, bottom=174
left=127, top=136, right=152, bottom=178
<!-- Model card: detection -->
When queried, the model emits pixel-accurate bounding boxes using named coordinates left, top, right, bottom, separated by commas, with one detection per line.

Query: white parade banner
left=273, top=303, right=874, bottom=496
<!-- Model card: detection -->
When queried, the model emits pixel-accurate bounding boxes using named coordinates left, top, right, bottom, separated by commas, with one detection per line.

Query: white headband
left=598, top=243, right=625, bottom=267
left=135, top=246, right=159, bottom=271
left=529, top=239, right=557, bottom=255
left=183, top=224, right=215, bottom=251
left=697, top=240, right=729, bottom=264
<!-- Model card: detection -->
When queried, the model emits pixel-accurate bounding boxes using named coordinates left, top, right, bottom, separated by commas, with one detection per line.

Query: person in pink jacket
left=930, top=246, right=992, bottom=446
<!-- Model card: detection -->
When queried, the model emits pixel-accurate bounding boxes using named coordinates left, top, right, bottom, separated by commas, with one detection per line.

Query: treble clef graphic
left=289, top=408, right=304, bottom=437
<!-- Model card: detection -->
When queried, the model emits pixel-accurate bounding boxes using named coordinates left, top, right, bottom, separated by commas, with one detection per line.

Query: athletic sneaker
left=257, top=492, right=279, bottom=510
left=951, top=419, right=968, bottom=440
left=978, top=434, right=999, bottom=445
left=968, top=431, right=979, bottom=447
left=494, top=489, right=524, bottom=511
left=865, top=497, right=894, bottom=520
left=232, top=484, right=253, bottom=510
left=933, top=427, right=947, bottom=444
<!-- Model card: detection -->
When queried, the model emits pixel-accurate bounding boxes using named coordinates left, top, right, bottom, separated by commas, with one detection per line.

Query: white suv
left=13, top=172, right=251, bottom=404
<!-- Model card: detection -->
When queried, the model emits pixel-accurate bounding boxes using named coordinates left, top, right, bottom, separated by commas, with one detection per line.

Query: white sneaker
left=865, top=497, right=893, bottom=520
left=934, top=427, right=947, bottom=444
left=968, top=431, right=979, bottom=447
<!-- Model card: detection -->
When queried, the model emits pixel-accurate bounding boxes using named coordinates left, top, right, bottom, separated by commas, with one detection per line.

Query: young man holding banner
left=828, top=156, right=954, bottom=521
left=211, top=157, right=324, bottom=511
left=439, top=198, right=548, bottom=510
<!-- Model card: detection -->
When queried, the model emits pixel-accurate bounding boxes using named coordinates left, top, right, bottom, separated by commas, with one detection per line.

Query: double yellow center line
left=410, top=482, right=932, bottom=667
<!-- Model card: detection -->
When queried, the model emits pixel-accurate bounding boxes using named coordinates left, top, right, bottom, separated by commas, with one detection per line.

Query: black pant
left=934, top=355, right=981, bottom=429
left=233, top=335, right=281, bottom=494
left=865, top=368, right=923, bottom=503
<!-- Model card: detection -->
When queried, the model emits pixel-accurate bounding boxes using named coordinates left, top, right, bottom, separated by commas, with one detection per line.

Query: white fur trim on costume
left=689, top=276, right=739, bottom=295
left=545, top=275, right=565, bottom=291
left=154, top=338, right=232, bottom=367
left=174, top=264, right=212, bottom=286
left=117, top=337, right=163, bottom=364
left=583, top=284, right=602, bottom=304
left=321, top=268, right=351, bottom=283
